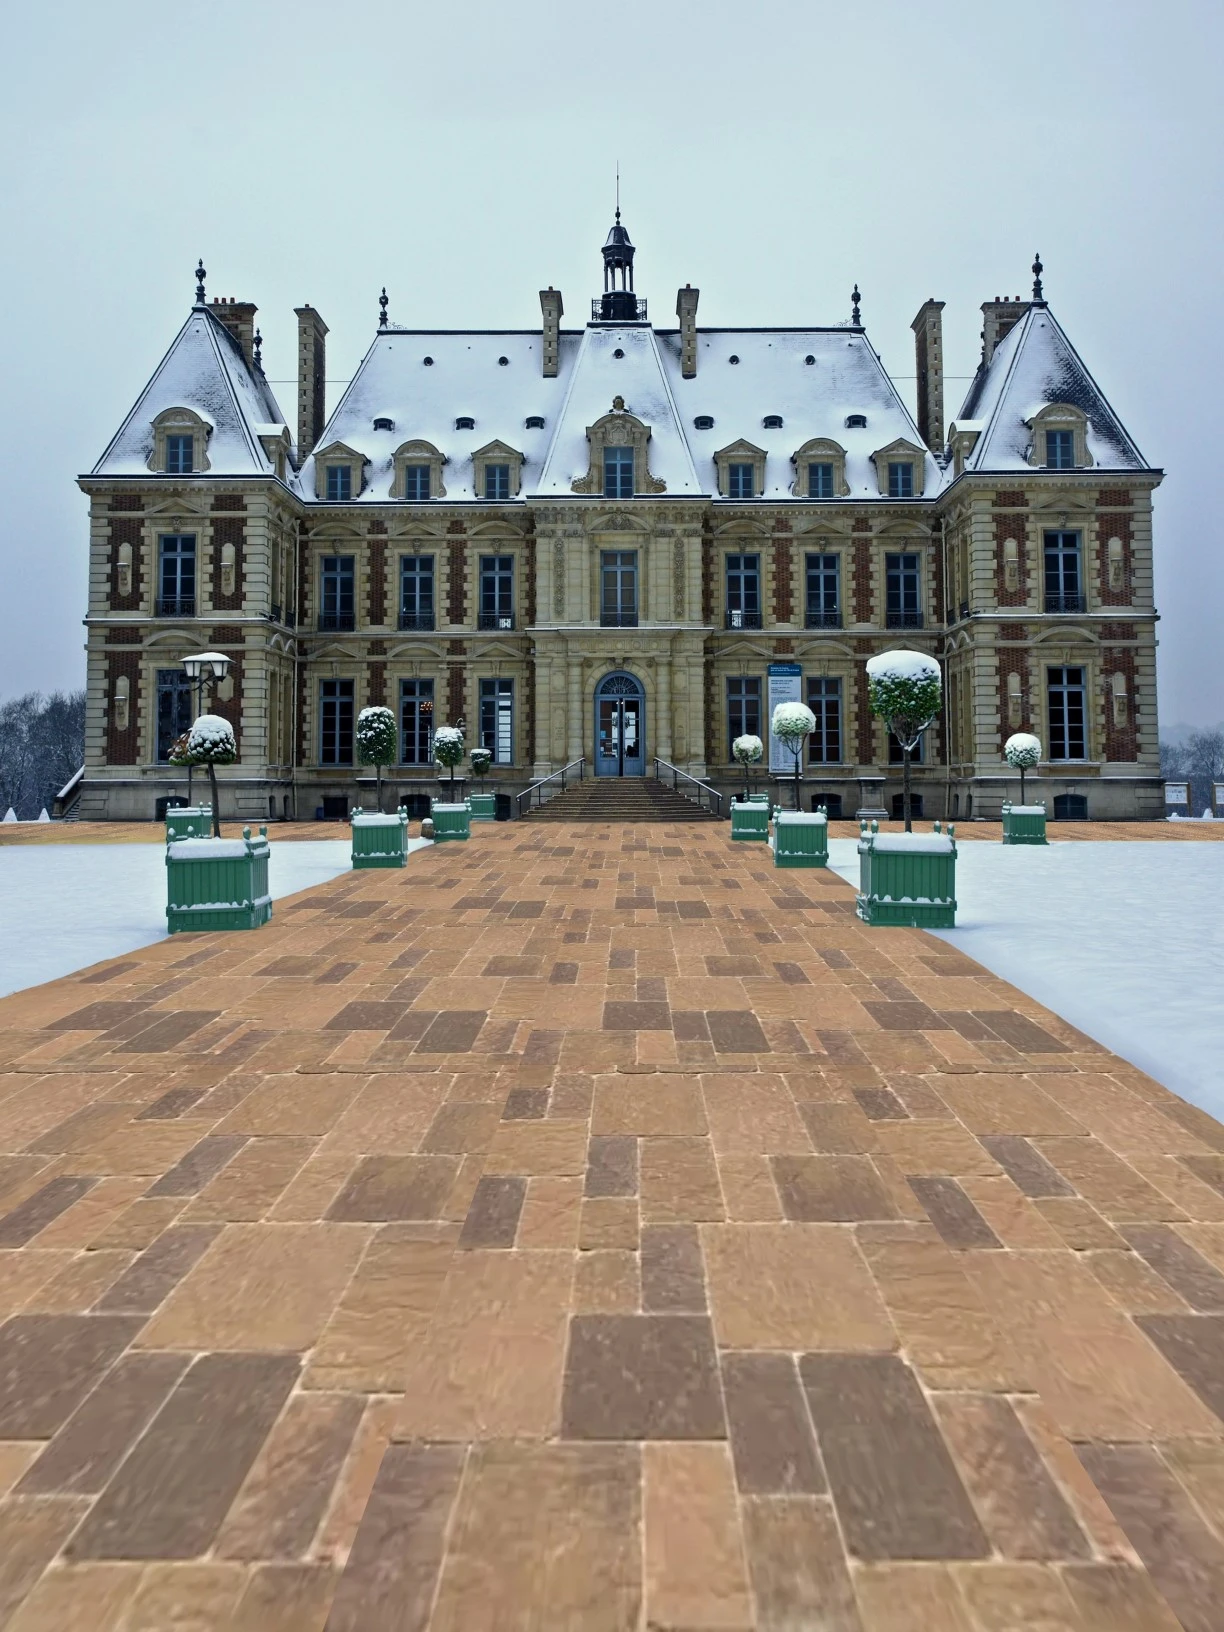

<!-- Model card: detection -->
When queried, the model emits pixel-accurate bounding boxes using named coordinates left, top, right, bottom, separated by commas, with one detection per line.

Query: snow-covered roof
left=954, top=305, right=1149, bottom=473
left=92, top=307, right=291, bottom=479
left=300, top=321, right=945, bottom=503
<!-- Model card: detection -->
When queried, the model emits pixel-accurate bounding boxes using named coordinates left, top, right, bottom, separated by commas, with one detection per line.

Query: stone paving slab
left=0, top=823, right=1222, bottom=1627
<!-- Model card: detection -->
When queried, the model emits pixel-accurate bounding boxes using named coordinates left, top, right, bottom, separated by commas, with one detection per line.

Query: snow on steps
left=524, top=777, right=720, bottom=822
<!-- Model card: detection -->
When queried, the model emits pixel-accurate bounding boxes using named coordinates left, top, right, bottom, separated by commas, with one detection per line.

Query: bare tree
left=0, top=691, right=85, bottom=818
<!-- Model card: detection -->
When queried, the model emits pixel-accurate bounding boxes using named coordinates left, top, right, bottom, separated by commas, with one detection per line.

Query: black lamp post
left=181, top=651, right=233, bottom=807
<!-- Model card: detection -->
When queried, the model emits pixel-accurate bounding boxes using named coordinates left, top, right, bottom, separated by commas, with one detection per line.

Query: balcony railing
left=477, top=611, right=515, bottom=631
left=317, top=611, right=355, bottom=632
left=398, top=611, right=436, bottom=631
left=1045, top=592, right=1087, bottom=614
left=804, top=609, right=842, bottom=629
left=886, top=610, right=924, bottom=629
left=600, top=610, right=638, bottom=627
left=725, top=608, right=763, bottom=630
left=156, top=596, right=196, bottom=617
left=591, top=297, right=648, bottom=322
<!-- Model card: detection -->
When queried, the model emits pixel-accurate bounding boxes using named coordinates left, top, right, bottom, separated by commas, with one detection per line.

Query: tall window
left=156, top=670, right=194, bottom=761
left=166, top=434, right=194, bottom=474
left=400, top=678, right=434, bottom=764
left=805, top=553, right=840, bottom=627
left=728, top=463, right=755, bottom=499
left=480, top=678, right=514, bottom=764
left=399, top=555, right=435, bottom=630
left=604, top=446, right=634, bottom=498
left=885, top=553, right=922, bottom=628
left=1046, top=429, right=1075, bottom=468
left=726, top=676, right=762, bottom=756
left=807, top=463, right=834, bottom=499
left=1044, top=530, right=1083, bottom=612
left=319, top=679, right=354, bottom=764
left=479, top=555, right=514, bottom=629
left=806, top=677, right=842, bottom=763
left=484, top=464, right=511, bottom=501
left=320, top=556, right=355, bottom=631
left=325, top=465, right=352, bottom=501
left=889, top=731, right=925, bottom=764
left=158, top=534, right=196, bottom=616
left=600, top=551, right=638, bottom=625
left=888, top=462, right=914, bottom=498
left=403, top=464, right=430, bottom=501
left=1048, top=666, right=1087, bottom=760
left=725, top=553, right=761, bottom=628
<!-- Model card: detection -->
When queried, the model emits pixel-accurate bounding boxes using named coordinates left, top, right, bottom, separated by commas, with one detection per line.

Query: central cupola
left=596, top=210, right=644, bottom=323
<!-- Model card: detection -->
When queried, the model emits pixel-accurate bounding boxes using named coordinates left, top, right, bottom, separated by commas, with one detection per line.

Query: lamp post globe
left=180, top=653, right=233, bottom=808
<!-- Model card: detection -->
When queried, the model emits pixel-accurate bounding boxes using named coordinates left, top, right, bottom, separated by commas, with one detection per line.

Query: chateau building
left=77, top=223, right=1163, bottom=821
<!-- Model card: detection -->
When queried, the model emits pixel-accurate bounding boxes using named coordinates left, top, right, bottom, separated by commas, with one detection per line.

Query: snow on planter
left=773, top=807, right=829, bottom=869
left=729, top=799, right=770, bottom=841
left=165, top=805, right=212, bottom=841
left=351, top=806, right=410, bottom=869
left=430, top=801, right=471, bottom=842
left=165, top=825, right=272, bottom=934
left=1001, top=802, right=1048, bottom=846
left=857, top=819, right=957, bottom=927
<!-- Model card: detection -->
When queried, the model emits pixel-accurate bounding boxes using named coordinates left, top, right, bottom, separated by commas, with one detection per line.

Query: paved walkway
left=1, top=824, right=1223, bottom=1629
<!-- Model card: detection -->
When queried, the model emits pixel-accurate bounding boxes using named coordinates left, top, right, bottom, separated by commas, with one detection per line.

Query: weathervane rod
left=615, top=161, right=620, bottom=222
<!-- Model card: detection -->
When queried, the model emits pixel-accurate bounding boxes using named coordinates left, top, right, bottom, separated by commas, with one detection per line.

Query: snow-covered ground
left=829, top=838, right=1224, bottom=1116
left=0, top=840, right=425, bottom=998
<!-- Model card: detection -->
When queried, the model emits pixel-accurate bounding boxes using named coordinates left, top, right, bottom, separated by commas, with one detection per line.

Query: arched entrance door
left=595, top=672, right=646, bottom=777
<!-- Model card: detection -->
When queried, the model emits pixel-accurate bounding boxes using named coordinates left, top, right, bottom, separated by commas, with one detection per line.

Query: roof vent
left=728, top=354, right=740, bottom=365
left=525, top=415, right=546, bottom=430
left=613, top=348, right=625, bottom=359
left=423, top=356, right=434, bottom=366
left=804, top=354, right=816, bottom=365
left=763, top=414, right=783, bottom=429
left=693, top=415, right=715, bottom=431
left=372, top=416, right=394, bottom=431
left=845, top=413, right=867, bottom=429
left=498, top=356, right=509, bottom=367
left=455, top=416, right=475, bottom=430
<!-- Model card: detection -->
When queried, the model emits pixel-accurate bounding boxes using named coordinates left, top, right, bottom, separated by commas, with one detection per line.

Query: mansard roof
left=954, top=304, right=1150, bottom=473
left=301, top=319, right=943, bottom=502
left=91, top=306, right=291, bottom=478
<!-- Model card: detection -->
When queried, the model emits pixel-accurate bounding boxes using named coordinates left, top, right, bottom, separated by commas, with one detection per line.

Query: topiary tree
left=356, top=706, right=397, bottom=813
left=470, top=747, right=492, bottom=787
left=433, top=723, right=465, bottom=795
left=866, top=651, right=942, bottom=834
left=1004, top=732, right=1042, bottom=805
left=180, top=714, right=237, bottom=837
left=771, top=703, right=816, bottom=811
left=731, top=733, right=763, bottom=801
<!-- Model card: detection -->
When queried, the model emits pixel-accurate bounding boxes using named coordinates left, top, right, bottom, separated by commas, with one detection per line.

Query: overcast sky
left=2, top=0, right=1220, bottom=728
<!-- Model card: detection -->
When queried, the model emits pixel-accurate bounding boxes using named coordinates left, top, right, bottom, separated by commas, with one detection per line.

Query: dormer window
left=326, top=465, right=352, bottom=501
left=871, top=438, right=926, bottom=498
left=313, top=441, right=366, bottom=501
left=391, top=440, right=447, bottom=500
left=714, top=440, right=767, bottom=500
left=792, top=439, right=848, bottom=499
left=845, top=414, right=868, bottom=429
left=694, top=415, right=715, bottom=431
left=762, top=415, right=784, bottom=430
left=604, top=446, right=635, bottom=498
left=403, top=465, right=431, bottom=501
left=1046, top=429, right=1074, bottom=468
left=373, top=416, right=394, bottom=431
left=525, top=415, right=545, bottom=430
left=888, top=462, right=914, bottom=498
left=485, top=464, right=510, bottom=501
left=166, top=434, right=194, bottom=474
left=455, top=416, right=476, bottom=431
left=572, top=405, right=666, bottom=496
left=729, top=464, right=755, bottom=499
left=472, top=440, right=524, bottom=501
left=808, top=464, right=834, bottom=499
left=1028, top=403, right=1091, bottom=470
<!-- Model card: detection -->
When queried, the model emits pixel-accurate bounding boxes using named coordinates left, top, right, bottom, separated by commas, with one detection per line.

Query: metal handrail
left=653, top=758, right=724, bottom=817
left=515, top=757, right=586, bottom=817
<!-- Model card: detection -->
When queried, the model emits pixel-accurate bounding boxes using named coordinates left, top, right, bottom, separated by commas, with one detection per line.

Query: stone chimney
left=676, top=284, right=700, bottom=378
left=211, top=297, right=258, bottom=369
left=539, top=287, right=563, bottom=378
left=981, top=295, right=1028, bottom=366
left=910, top=299, right=945, bottom=454
left=295, top=305, right=329, bottom=458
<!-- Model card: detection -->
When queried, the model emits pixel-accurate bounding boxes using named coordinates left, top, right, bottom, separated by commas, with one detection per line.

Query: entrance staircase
left=523, top=776, right=721, bottom=823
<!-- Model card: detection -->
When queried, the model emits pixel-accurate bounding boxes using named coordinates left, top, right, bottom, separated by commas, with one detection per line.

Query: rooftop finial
left=253, top=328, right=263, bottom=370
left=1031, top=252, right=1044, bottom=304
left=378, top=287, right=389, bottom=329
left=851, top=283, right=862, bottom=326
left=194, top=258, right=206, bottom=306
left=615, top=161, right=621, bottom=224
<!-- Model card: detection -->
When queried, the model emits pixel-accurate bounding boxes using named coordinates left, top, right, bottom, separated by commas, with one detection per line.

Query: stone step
left=524, top=777, right=722, bottom=822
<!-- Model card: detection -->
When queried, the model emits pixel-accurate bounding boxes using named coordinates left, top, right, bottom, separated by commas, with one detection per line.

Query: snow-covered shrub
left=433, top=723, right=465, bottom=792
left=357, top=705, right=397, bottom=811
left=866, top=650, right=942, bottom=832
left=1004, top=732, right=1042, bottom=804
left=732, top=733, right=763, bottom=799
left=179, top=714, right=237, bottom=836
left=470, top=747, right=492, bottom=781
left=771, top=703, right=816, bottom=809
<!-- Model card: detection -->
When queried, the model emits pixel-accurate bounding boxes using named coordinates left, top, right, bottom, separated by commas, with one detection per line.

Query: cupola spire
left=597, top=175, right=642, bottom=322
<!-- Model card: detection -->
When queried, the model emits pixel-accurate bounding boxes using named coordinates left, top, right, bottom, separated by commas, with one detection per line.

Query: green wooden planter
left=166, top=826, right=272, bottom=934
left=351, top=807, right=410, bottom=869
left=773, top=810, right=829, bottom=868
left=744, top=791, right=770, bottom=804
left=468, top=791, right=497, bottom=822
left=430, top=801, right=471, bottom=842
left=165, top=805, right=212, bottom=841
left=857, top=821, right=957, bottom=927
left=1002, top=803, right=1048, bottom=845
left=730, top=799, right=770, bottom=841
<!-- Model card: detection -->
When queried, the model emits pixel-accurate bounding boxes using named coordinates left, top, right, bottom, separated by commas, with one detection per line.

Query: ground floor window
left=400, top=679, right=435, bottom=764
left=156, top=670, right=193, bottom=762
left=1048, top=666, right=1087, bottom=760
left=806, top=677, right=842, bottom=763
left=480, top=678, right=514, bottom=764
left=320, top=679, right=354, bottom=765
left=726, top=676, right=762, bottom=758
